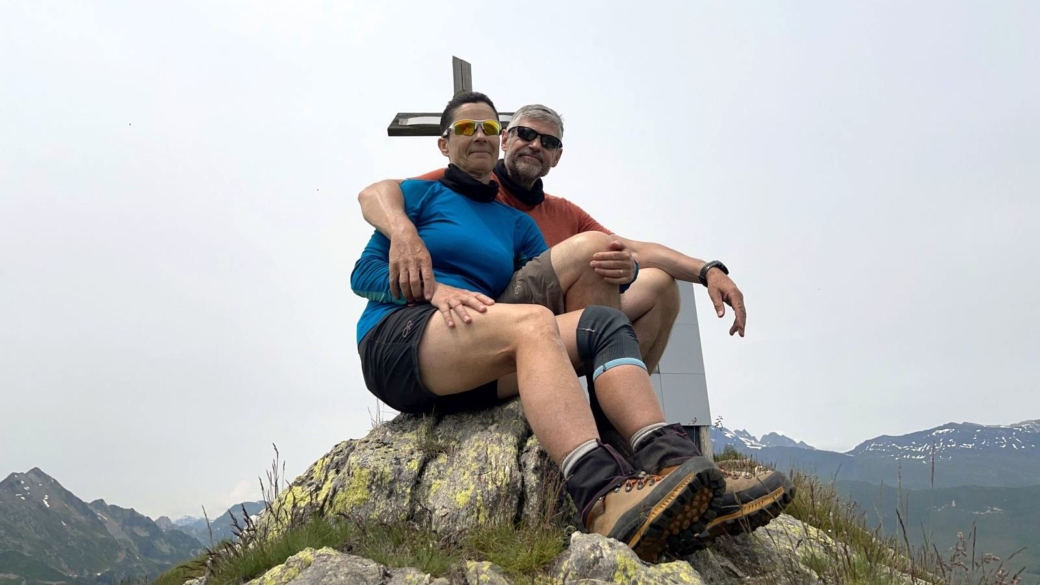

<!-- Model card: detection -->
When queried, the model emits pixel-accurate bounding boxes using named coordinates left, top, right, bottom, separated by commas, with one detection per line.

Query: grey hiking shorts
left=496, top=248, right=566, bottom=315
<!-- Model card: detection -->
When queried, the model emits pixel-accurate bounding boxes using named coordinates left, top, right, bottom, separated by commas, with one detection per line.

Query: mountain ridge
left=0, top=468, right=202, bottom=585
left=711, top=418, right=1040, bottom=489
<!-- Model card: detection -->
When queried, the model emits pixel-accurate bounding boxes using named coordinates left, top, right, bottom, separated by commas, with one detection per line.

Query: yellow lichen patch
left=465, top=560, right=509, bottom=584
left=609, top=554, right=703, bottom=584
left=254, top=483, right=319, bottom=539
left=248, top=547, right=347, bottom=585
left=406, top=456, right=421, bottom=473
left=312, top=472, right=341, bottom=507
left=398, top=573, right=430, bottom=585
left=330, top=465, right=373, bottom=513
left=611, top=553, right=641, bottom=583
left=435, top=438, right=517, bottom=525
left=249, top=547, right=317, bottom=585
left=427, top=477, right=445, bottom=498
left=453, top=481, right=474, bottom=509
left=283, top=484, right=316, bottom=508
left=652, top=560, right=703, bottom=584
left=308, top=453, right=332, bottom=477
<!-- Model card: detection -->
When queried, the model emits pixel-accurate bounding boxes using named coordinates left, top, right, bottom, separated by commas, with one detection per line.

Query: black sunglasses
left=508, top=125, right=563, bottom=150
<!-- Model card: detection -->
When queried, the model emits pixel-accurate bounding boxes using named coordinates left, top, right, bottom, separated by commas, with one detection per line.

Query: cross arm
left=387, top=112, right=515, bottom=137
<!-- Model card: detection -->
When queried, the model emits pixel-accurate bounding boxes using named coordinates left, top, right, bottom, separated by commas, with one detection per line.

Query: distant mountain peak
left=22, top=467, right=60, bottom=484
left=848, top=419, right=1040, bottom=460
left=760, top=432, right=817, bottom=450
left=0, top=469, right=204, bottom=582
left=710, top=425, right=816, bottom=451
left=2, top=468, right=77, bottom=503
left=161, top=501, right=267, bottom=545
left=710, top=417, right=1040, bottom=491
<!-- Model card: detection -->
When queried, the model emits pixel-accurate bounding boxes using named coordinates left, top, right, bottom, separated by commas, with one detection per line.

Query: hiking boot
left=694, top=460, right=796, bottom=544
left=566, top=441, right=724, bottom=563
left=631, top=423, right=726, bottom=557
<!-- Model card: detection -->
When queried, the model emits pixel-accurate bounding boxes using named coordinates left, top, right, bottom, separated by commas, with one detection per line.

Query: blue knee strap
left=575, top=306, right=646, bottom=381
left=593, top=357, right=647, bottom=379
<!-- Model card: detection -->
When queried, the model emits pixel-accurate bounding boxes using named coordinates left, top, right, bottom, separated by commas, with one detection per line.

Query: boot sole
left=620, top=457, right=725, bottom=562
left=712, top=483, right=796, bottom=536
left=690, top=481, right=797, bottom=549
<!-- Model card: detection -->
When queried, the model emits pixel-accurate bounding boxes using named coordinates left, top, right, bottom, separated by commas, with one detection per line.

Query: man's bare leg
left=619, top=268, right=681, bottom=373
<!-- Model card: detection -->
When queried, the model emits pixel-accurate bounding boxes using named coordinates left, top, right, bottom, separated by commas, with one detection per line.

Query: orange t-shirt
left=413, top=168, right=610, bottom=247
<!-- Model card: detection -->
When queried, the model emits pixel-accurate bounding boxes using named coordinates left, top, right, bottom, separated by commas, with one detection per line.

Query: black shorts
left=358, top=303, right=500, bottom=414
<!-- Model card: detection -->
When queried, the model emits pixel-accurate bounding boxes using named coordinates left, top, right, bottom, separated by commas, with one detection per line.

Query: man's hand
left=590, top=240, right=637, bottom=285
left=389, top=232, right=436, bottom=302
left=430, top=283, right=495, bottom=328
left=706, top=270, right=747, bottom=337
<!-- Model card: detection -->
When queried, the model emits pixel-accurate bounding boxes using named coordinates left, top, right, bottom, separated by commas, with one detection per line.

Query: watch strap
left=698, top=260, right=729, bottom=286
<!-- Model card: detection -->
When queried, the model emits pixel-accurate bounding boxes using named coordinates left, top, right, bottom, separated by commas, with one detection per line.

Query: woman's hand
left=429, top=283, right=496, bottom=328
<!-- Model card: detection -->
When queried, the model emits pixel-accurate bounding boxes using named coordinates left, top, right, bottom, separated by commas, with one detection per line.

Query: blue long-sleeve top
left=351, top=168, right=548, bottom=345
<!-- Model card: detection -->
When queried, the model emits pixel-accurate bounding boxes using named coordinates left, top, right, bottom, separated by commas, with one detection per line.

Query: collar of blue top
left=438, top=164, right=500, bottom=202
left=494, top=159, right=545, bottom=206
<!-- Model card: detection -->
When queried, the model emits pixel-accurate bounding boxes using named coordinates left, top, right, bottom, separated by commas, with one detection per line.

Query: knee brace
left=575, top=305, right=647, bottom=381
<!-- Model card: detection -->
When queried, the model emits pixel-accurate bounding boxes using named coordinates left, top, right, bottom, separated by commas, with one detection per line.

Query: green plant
left=416, top=413, right=454, bottom=457
left=462, top=468, right=571, bottom=579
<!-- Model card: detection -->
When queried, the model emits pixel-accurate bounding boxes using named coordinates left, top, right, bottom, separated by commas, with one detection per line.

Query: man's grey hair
left=509, top=104, right=564, bottom=139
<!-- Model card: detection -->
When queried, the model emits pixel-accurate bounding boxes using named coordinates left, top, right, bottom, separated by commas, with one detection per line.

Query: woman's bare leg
left=417, top=303, right=597, bottom=464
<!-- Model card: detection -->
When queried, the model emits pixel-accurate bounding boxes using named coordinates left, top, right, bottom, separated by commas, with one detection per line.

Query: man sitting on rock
left=358, top=102, right=794, bottom=544
left=352, top=91, right=727, bottom=562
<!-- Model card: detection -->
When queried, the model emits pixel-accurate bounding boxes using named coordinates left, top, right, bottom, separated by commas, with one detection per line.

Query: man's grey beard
left=507, top=157, right=542, bottom=187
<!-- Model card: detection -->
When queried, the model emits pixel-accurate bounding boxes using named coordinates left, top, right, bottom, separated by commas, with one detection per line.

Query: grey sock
left=560, top=439, right=599, bottom=479
left=630, top=422, right=669, bottom=452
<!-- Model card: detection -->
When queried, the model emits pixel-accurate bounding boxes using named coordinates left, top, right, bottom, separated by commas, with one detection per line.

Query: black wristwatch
left=698, top=260, right=729, bottom=286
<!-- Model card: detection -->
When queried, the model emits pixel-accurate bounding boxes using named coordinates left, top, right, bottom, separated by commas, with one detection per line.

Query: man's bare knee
left=556, top=231, right=613, bottom=259
left=552, top=232, right=616, bottom=294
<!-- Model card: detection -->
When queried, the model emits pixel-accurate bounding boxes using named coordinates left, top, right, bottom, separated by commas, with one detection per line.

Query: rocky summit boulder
left=260, top=399, right=571, bottom=537
left=245, top=399, right=917, bottom=584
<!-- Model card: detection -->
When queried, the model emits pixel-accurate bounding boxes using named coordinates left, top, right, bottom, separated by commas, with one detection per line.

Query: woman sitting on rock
left=351, top=91, right=724, bottom=562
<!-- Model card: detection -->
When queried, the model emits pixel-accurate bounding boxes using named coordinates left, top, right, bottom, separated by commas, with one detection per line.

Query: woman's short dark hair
left=439, top=92, right=499, bottom=136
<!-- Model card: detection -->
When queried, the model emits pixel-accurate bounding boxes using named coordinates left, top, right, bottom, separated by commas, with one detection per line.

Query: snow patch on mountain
left=848, top=420, right=1040, bottom=460
left=710, top=425, right=817, bottom=451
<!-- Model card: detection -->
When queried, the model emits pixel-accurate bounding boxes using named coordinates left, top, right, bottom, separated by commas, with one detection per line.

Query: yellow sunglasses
left=444, top=119, right=503, bottom=137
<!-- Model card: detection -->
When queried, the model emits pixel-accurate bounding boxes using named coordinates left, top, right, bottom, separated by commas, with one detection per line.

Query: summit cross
left=386, top=56, right=513, bottom=137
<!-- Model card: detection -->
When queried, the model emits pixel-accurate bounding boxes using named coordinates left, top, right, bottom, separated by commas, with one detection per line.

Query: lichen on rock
left=553, top=532, right=704, bottom=584
left=260, top=399, right=568, bottom=540
left=411, top=401, right=529, bottom=533
left=237, top=399, right=920, bottom=585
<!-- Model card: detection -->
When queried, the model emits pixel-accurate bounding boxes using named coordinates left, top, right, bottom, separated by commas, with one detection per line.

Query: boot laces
left=614, top=472, right=660, bottom=493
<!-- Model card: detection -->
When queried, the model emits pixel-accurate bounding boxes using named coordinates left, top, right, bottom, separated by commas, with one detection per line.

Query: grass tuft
left=721, top=447, right=1026, bottom=585
left=346, top=520, right=460, bottom=577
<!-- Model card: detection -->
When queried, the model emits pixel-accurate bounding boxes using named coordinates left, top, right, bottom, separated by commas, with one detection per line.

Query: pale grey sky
left=2, top=1, right=1037, bottom=519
